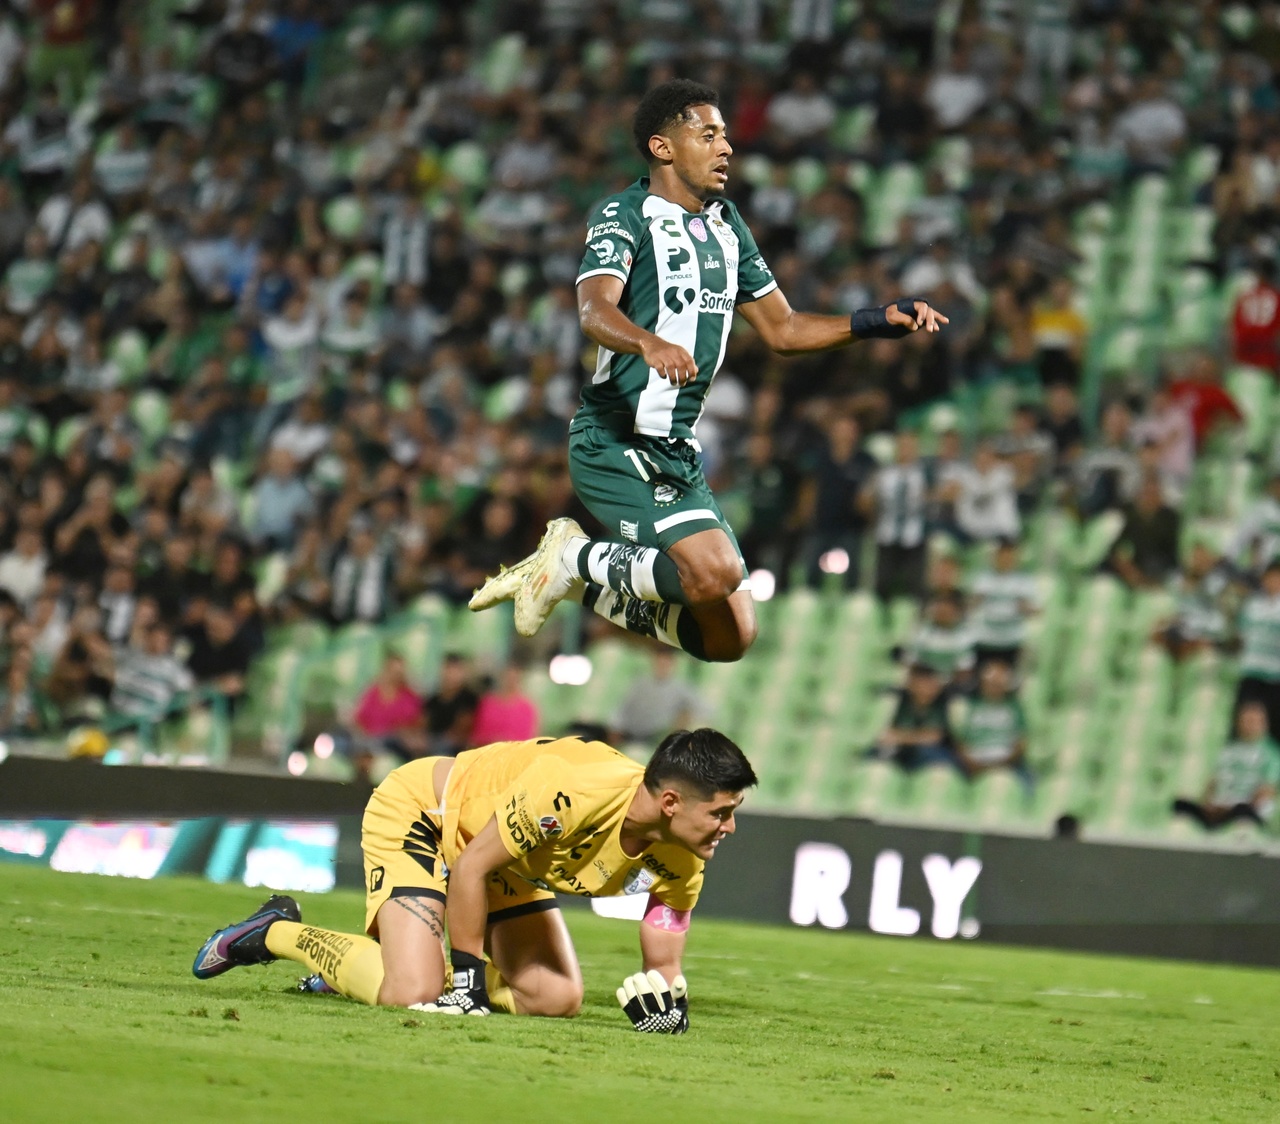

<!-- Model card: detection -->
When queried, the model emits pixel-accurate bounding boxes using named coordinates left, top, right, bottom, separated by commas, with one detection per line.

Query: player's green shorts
left=568, top=424, right=742, bottom=556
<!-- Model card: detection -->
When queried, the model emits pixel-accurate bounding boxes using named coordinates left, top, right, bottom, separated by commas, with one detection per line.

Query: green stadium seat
left=1226, top=365, right=1274, bottom=454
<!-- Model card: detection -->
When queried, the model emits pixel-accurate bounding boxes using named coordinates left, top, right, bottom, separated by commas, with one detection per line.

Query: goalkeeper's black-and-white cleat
left=192, top=895, right=301, bottom=979
left=616, top=970, right=689, bottom=1034
left=513, top=517, right=586, bottom=637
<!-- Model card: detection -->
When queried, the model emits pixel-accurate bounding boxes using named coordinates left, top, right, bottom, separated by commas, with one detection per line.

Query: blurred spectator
left=939, top=440, right=1021, bottom=545
left=250, top=448, right=313, bottom=551
left=329, top=517, right=394, bottom=625
left=1131, top=384, right=1195, bottom=495
left=423, top=652, right=478, bottom=757
left=1167, top=352, right=1242, bottom=453
left=867, top=662, right=954, bottom=771
left=106, top=621, right=194, bottom=725
left=737, top=431, right=801, bottom=585
left=1113, top=76, right=1187, bottom=172
left=470, top=662, right=539, bottom=746
left=185, top=600, right=255, bottom=707
left=610, top=648, right=705, bottom=747
left=1231, top=264, right=1280, bottom=376
left=871, top=431, right=929, bottom=602
left=1074, top=400, right=1140, bottom=518
left=1153, top=542, right=1230, bottom=663
left=995, top=404, right=1055, bottom=514
left=798, top=414, right=876, bottom=590
left=765, top=71, right=836, bottom=155
left=352, top=651, right=426, bottom=762
left=1103, top=473, right=1182, bottom=590
left=1031, top=277, right=1087, bottom=386
left=1233, top=560, right=1280, bottom=743
left=1172, top=702, right=1278, bottom=830
left=969, top=539, right=1039, bottom=670
left=952, top=659, right=1031, bottom=786
left=0, top=527, right=47, bottom=608
left=1225, top=472, right=1280, bottom=581
left=904, top=591, right=976, bottom=689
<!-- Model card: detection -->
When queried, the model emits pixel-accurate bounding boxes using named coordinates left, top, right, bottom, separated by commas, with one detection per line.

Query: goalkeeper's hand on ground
left=616, top=969, right=689, bottom=1034
left=412, top=950, right=490, bottom=1016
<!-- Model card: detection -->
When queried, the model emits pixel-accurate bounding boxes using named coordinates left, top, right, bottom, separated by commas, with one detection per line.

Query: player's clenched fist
left=642, top=338, right=699, bottom=387
left=617, top=969, right=689, bottom=1034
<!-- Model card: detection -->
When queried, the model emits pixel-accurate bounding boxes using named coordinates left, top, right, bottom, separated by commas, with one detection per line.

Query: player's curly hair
left=632, top=79, right=720, bottom=162
left=645, top=728, right=757, bottom=798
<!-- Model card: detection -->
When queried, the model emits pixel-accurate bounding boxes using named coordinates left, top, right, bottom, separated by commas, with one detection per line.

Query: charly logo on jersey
left=623, top=866, right=657, bottom=895
left=539, top=815, right=564, bottom=838
left=689, top=217, right=708, bottom=242
left=653, top=484, right=679, bottom=505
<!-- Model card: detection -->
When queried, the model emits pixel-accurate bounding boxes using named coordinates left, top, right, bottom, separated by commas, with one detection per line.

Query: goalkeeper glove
left=616, top=969, right=689, bottom=1034
left=413, top=950, right=490, bottom=1016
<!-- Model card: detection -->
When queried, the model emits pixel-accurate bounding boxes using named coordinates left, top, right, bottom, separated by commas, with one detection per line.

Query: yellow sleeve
left=494, top=757, right=584, bottom=860
left=648, top=857, right=704, bottom=912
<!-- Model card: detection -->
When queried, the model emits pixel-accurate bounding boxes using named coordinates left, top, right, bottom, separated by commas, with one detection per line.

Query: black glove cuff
left=450, top=949, right=487, bottom=992
left=850, top=297, right=921, bottom=340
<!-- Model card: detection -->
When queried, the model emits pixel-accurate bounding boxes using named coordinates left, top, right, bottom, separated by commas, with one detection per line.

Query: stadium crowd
left=0, top=0, right=1278, bottom=815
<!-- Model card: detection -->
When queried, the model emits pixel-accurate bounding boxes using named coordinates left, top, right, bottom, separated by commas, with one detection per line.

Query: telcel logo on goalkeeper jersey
left=788, top=843, right=982, bottom=940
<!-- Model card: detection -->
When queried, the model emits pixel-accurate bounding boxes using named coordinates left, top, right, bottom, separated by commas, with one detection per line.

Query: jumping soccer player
left=193, top=729, right=756, bottom=1033
left=469, top=78, right=947, bottom=662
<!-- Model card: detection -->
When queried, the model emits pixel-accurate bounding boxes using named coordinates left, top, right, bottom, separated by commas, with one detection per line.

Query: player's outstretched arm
left=578, top=274, right=699, bottom=387
left=616, top=895, right=691, bottom=1034
left=736, top=288, right=948, bottom=357
left=418, top=815, right=513, bottom=1017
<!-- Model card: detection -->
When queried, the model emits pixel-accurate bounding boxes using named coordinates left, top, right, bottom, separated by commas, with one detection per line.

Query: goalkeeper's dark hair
left=644, top=728, right=757, bottom=798
left=632, top=80, right=720, bottom=162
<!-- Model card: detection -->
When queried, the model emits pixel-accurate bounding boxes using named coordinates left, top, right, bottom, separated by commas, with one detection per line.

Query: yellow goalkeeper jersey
left=439, top=737, right=704, bottom=911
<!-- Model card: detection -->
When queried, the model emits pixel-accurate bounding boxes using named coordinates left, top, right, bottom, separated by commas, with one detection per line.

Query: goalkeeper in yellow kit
left=193, top=729, right=756, bottom=1033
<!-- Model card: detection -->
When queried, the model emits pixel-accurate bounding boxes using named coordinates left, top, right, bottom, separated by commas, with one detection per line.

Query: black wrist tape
left=450, top=949, right=486, bottom=991
left=850, top=297, right=921, bottom=340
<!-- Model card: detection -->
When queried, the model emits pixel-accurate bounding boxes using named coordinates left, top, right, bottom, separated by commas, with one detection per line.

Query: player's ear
left=648, top=133, right=673, bottom=164
left=658, top=787, right=683, bottom=817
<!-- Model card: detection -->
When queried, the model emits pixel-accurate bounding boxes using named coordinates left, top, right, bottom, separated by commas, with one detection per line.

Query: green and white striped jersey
left=970, top=569, right=1040, bottom=648
left=573, top=178, right=776, bottom=440
left=957, top=695, right=1027, bottom=766
left=1238, top=592, right=1280, bottom=681
left=1211, top=736, right=1280, bottom=806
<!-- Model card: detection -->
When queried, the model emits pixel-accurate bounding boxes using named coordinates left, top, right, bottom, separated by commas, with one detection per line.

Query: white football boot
left=468, top=553, right=538, bottom=612
left=513, top=517, right=586, bottom=637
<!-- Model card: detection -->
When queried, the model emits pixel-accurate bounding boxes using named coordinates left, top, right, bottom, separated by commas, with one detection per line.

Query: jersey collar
left=638, top=177, right=725, bottom=220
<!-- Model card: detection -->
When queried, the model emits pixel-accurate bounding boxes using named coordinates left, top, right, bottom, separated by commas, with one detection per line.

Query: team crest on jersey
left=689, top=217, right=708, bottom=242
left=623, top=866, right=657, bottom=895
left=539, top=815, right=563, bottom=838
left=653, top=484, right=679, bottom=505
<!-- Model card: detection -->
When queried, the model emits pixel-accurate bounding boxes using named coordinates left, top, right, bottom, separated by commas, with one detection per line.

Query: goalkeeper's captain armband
left=850, top=297, right=922, bottom=340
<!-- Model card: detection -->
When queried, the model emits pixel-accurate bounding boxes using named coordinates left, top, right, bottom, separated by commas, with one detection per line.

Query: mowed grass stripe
left=0, top=866, right=1277, bottom=1123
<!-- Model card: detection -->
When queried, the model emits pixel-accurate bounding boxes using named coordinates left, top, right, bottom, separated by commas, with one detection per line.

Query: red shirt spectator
left=1232, top=278, right=1280, bottom=373
left=1167, top=353, right=1243, bottom=449
left=353, top=654, right=423, bottom=738
left=469, top=664, right=538, bottom=745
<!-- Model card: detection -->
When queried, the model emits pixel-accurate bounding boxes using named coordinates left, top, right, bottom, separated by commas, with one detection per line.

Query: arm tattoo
left=390, top=895, right=446, bottom=942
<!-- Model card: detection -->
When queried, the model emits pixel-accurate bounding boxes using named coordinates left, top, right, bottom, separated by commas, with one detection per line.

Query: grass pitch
left=1, top=866, right=1277, bottom=1123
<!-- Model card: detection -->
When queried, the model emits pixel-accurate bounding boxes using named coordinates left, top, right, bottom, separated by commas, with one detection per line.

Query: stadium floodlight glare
left=286, top=751, right=308, bottom=777
left=313, top=733, right=335, bottom=760
left=548, top=653, right=593, bottom=686
left=749, top=568, right=776, bottom=602
left=818, top=548, right=850, bottom=575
